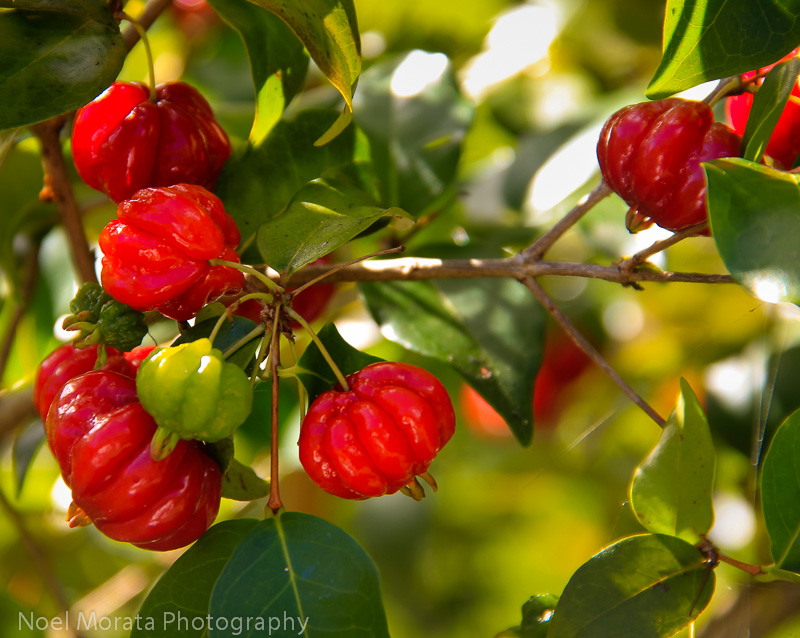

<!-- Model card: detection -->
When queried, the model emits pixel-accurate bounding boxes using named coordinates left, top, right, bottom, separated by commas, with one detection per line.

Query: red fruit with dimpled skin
left=99, top=184, right=244, bottom=321
left=597, top=98, right=741, bottom=232
left=299, top=362, right=456, bottom=499
left=34, top=343, right=135, bottom=421
left=47, top=370, right=221, bottom=551
left=72, top=81, right=231, bottom=203
left=726, top=50, right=800, bottom=168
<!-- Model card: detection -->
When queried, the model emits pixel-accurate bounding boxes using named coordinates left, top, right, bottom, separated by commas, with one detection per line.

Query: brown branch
left=272, top=256, right=736, bottom=287
left=521, top=277, right=667, bottom=428
left=617, top=222, right=709, bottom=277
left=122, top=0, right=174, bottom=51
left=0, top=242, right=41, bottom=386
left=32, top=119, right=97, bottom=284
left=521, top=180, right=612, bottom=261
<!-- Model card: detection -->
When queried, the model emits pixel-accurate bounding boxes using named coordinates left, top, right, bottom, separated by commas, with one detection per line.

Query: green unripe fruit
left=136, top=338, right=253, bottom=460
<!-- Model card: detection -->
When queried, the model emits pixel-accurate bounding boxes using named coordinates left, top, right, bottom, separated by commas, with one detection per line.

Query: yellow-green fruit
left=136, top=338, right=253, bottom=449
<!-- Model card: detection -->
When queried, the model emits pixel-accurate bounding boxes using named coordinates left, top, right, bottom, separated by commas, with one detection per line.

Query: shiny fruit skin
left=597, top=98, right=741, bottom=232
left=99, top=184, right=244, bottom=321
left=726, top=50, right=800, bottom=168
left=72, top=81, right=231, bottom=203
left=34, top=343, right=134, bottom=421
left=47, top=370, right=221, bottom=551
left=298, top=362, right=456, bottom=499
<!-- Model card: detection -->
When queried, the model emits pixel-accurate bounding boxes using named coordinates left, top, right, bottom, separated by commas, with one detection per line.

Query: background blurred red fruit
left=726, top=50, right=800, bottom=168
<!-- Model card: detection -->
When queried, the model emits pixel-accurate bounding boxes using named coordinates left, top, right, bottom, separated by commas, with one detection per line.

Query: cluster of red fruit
left=597, top=53, right=799, bottom=233
left=34, top=79, right=456, bottom=551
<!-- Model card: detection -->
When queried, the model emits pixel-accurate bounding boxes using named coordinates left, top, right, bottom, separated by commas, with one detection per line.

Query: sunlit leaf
left=762, top=408, right=800, bottom=571
left=353, top=50, right=474, bottom=217
left=256, top=164, right=409, bottom=274
left=0, top=0, right=124, bottom=128
left=296, top=322, right=383, bottom=403
left=215, top=109, right=356, bottom=254
left=132, top=519, right=259, bottom=638
left=630, top=379, right=715, bottom=543
left=209, top=512, right=390, bottom=637
left=360, top=274, right=545, bottom=446
left=648, top=0, right=800, bottom=98
left=244, top=0, right=361, bottom=145
left=206, top=0, right=309, bottom=145
left=706, top=158, right=800, bottom=305
left=548, top=534, right=715, bottom=638
left=742, top=58, right=800, bottom=163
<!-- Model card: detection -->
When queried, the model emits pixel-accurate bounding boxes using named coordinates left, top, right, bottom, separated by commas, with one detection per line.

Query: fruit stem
left=290, top=245, right=406, bottom=297
left=267, top=305, right=283, bottom=514
left=283, top=306, right=350, bottom=391
left=120, top=13, right=157, bottom=101
left=702, top=76, right=742, bottom=107
left=208, top=292, right=273, bottom=349
left=209, top=259, right=282, bottom=293
left=221, top=324, right=266, bottom=360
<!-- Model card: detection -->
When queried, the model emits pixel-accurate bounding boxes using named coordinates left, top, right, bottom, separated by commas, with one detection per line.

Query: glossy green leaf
left=296, top=322, right=383, bottom=403
left=245, top=0, right=360, bottom=145
left=12, top=419, right=46, bottom=498
left=206, top=0, right=309, bottom=145
left=353, top=50, right=474, bottom=217
left=706, top=158, right=800, bottom=305
left=222, top=459, right=270, bottom=501
left=173, top=316, right=261, bottom=371
left=132, top=519, right=259, bottom=638
left=648, top=0, right=800, bottom=99
left=209, top=511, right=390, bottom=637
left=215, top=109, right=356, bottom=254
left=742, top=58, right=800, bottom=163
left=0, top=1, right=124, bottom=128
left=360, top=276, right=546, bottom=446
left=256, top=164, right=409, bottom=274
left=761, top=408, right=800, bottom=571
left=630, top=379, right=715, bottom=543
left=548, top=534, right=715, bottom=638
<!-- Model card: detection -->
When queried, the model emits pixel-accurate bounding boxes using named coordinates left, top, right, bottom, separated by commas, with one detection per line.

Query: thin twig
left=521, top=277, right=666, bottom=428
left=267, top=307, right=283, bottom=514
left=122, top=0, right=174, bottom=52
left=0, top=242, right=41, bottom=385
left=521, top=181, right=612, bottom=261
left=32, top=118, right=97, bottom=284
left=617, top=222, right=709, bottom=276
left=270, top=256, right=736, bottom=287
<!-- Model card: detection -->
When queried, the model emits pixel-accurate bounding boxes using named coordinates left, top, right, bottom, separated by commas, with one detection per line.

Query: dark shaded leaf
left=209, top=512, right=390, bottom=637
left=132, top=519, right=260, bottom=638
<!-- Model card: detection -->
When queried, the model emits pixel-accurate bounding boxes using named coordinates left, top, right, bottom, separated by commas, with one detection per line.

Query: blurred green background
left=2, top=0, right=797, bottom=636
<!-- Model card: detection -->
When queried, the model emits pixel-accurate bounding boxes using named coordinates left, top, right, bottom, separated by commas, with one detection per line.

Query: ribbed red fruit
left=47, top=370, right=221, bottom=551
left=298, top=362, right=456, bottom=500
left=597, top=98, right=741, bottom=232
